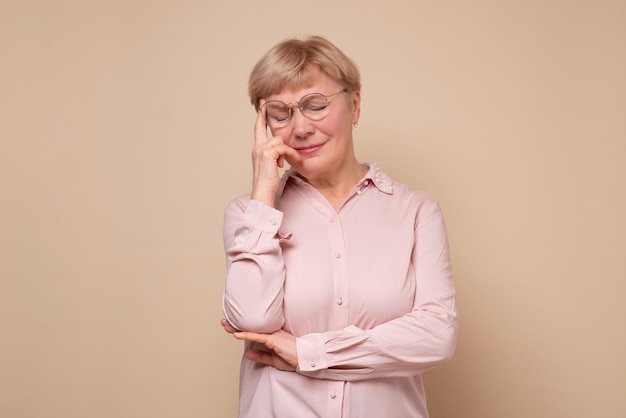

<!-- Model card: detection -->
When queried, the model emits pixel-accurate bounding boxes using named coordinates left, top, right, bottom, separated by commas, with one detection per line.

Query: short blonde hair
left=248, top=35, right=361, bottom=110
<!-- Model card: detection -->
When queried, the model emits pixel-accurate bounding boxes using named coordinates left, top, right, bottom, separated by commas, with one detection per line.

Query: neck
left=298, top=160, right=368, bottom=209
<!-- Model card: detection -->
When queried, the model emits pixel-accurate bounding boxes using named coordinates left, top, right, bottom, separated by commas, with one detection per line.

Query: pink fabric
left=223, top=163, right=457, bottom=418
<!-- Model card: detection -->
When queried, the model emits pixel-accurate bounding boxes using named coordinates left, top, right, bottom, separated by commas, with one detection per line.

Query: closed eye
left=305, top=104, right=329, bottom=112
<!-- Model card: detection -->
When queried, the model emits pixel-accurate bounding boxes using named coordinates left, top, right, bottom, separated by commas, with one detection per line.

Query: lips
left=295, top=143, right=325, bottom=155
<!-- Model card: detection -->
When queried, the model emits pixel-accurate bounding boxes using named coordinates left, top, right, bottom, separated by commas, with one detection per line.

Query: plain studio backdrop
left=1, top=1, right=625, bottom=417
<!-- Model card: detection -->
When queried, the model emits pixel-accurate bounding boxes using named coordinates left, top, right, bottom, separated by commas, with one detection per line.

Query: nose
left=291, top=108, right=314, bottom=138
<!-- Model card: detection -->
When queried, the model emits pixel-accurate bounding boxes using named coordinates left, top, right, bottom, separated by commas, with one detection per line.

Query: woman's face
left=264, top=74, right=361, bottom=180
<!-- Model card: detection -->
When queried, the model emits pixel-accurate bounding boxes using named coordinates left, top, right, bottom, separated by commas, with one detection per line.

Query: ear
left=351, top=91, right=361, bottom=125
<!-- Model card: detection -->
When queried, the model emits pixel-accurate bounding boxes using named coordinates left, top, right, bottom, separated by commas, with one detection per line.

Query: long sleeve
left=295, top=206, right=458, bottom=381
left=229, top=164, right=458, bottom=418
left=222, top=197, right=287, bottom=333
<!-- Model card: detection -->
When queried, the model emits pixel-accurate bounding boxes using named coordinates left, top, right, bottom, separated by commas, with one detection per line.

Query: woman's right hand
left=250, top=102, right=301, bottom=207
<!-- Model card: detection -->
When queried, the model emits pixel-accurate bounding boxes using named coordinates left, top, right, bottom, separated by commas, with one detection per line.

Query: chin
left=292, top=158, right=331, bottom=178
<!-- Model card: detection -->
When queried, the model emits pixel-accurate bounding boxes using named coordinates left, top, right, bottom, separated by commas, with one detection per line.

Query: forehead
left=267, top=74, right=337, bottom=102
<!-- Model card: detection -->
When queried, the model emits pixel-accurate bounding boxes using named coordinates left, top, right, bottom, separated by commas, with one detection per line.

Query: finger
left=244, top=349, right=295, bottom=371
left=233, top=331, right=269, bottom=345
left=221, top=319, right=238, bottom=334
left=267, top=144, right=300, bottom=168
left=244, top=349, right=274, bottom=366
left=254, top=140, right=296, bottom=167
left=266, top=137, right=284, bottom=147
left=254, top=100, right=269, bottom=145
left=280, top=144, right=303, bottom=164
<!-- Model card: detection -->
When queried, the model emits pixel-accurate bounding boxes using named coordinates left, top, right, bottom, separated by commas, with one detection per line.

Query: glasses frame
left=261, top=88, right=348, bottom=126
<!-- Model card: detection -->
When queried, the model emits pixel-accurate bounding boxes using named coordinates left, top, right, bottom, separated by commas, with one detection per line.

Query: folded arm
left=296, top=205, right=457, bottom=381
left=222, top=198, right=287, bottom=333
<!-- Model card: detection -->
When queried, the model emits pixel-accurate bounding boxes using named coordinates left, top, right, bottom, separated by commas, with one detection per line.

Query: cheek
left=314, top=113, right=347, bottom=136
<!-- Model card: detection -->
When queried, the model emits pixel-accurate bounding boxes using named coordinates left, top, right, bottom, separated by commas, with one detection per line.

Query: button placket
left=328, top=212, right=349, bottom=328
left=326, top=382, right=345, bottom=416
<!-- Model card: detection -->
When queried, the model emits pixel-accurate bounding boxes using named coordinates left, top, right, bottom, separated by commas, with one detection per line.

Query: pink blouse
left=222, top=163, right=457, bottom=418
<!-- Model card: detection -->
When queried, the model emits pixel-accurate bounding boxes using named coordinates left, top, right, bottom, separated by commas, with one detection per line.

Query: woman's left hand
left=221, top=319, right=299, bottom=372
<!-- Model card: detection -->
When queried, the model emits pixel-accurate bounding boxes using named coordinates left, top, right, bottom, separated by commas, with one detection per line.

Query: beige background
left=1, top=1, right=625, bottom=417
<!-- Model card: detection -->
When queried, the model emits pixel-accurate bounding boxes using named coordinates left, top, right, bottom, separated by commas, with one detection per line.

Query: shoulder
left=378, top=173, right=445, bottom=228
left=394, top=181, right=439, bottom=207
left=367, top=163, right=438, bottom=205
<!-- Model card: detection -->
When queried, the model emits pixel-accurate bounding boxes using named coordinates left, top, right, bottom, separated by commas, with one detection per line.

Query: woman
left=221, top=35, right=457, bottom=418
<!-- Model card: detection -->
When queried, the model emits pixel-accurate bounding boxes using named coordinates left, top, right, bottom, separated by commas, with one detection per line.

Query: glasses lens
left=264, top=101, right=290, bottom=125
left=300, top=94, right=330, bottom=120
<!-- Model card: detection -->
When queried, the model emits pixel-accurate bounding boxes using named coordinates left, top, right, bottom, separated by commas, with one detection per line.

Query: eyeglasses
left=261, top=88, right=347, bottom=128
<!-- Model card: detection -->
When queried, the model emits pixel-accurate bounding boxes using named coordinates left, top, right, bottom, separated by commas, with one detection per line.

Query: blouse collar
left=276, top=162, right=393, bottom=197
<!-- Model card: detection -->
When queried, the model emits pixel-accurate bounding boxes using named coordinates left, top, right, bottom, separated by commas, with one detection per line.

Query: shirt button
left=334, top=253, right=341, bottom=259
left=329, top=217, right=335, bottom=223
left=270, top=219, right=277, bottom=225
left=337, top=297, right=343, bottom=305
left=330, top=391, right=336, bottom=399
left=310, top=361, right=316, bottom=368
left=356, top=189, right=362, bottom=195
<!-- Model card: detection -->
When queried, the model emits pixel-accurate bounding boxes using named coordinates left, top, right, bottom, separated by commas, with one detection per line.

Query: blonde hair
left=248, top=35, right=361, bottom=110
